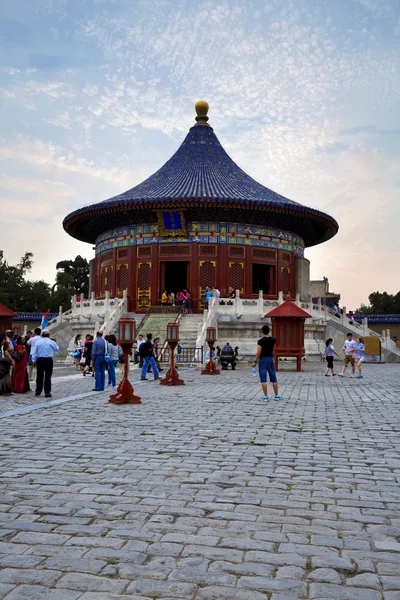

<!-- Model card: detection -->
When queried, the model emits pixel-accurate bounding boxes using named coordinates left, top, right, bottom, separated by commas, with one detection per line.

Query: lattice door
left=100, top=266, right=113, bottom=295
left=281, top=267, right=291, bottom=297
left=229, top=262, right=244, bottom=293
left=199, top=260, right=216, bottom=307
left=117, top=264, right=128, bottom=295
left=137, top=262, right=151, bottom=311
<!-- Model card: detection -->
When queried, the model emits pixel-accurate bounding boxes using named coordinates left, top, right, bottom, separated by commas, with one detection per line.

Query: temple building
left=64, top=102, right=338, bottom=312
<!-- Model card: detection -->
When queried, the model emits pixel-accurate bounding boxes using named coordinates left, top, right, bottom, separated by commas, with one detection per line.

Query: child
left=323, top=338, right=338, bottom=376
left=355, top=337, right=366, bottom=379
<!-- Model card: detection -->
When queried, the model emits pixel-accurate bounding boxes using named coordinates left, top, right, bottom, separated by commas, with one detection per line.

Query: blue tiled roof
left=106, top=125, right=301, bottom=205
left=354, top=315, right=400, bottom=324
left=64, top=113, right=339, bottom=247
left=14, top=312, right=57, bottom=321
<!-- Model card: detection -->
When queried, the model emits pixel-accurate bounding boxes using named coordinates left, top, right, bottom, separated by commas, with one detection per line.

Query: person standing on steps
left=252, top=324, right=283, bottom=402
left=323, top=338, right=338, bottom=376
left=339, top=332, right=357, bottom=377
left=31, top=330, right=59, bottom=399
left=91, top=331, right=107, bottom=391
left=140, top=333, right=159, bottom=381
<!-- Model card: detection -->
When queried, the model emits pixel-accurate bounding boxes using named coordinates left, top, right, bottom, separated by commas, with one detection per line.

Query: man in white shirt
left=339, top=332, right=357, bottom=377
left=31, top=330, right=59, bottom=398
left=134, top=334, right=144, bottom=367
left=27, top=327, right=41, bottom=381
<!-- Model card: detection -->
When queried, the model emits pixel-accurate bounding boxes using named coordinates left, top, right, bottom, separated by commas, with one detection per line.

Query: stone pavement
left=0, top=362, right=399, bottom=599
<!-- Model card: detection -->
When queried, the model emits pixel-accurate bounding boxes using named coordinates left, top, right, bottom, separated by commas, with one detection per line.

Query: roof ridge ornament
left=194, top=100, right=209, bottom=126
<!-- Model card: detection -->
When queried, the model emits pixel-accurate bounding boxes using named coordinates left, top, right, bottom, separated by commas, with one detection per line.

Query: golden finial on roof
left=195, top=100, right=209, bottom=125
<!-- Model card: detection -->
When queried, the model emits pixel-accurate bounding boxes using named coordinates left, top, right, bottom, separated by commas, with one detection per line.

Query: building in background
left=64, top=102, right=338, bottom=312
left=310, top=277, right=341, bottom=308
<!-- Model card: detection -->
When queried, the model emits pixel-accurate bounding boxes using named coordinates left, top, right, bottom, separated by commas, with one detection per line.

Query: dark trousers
left=36, top=357, right=53, bottom=395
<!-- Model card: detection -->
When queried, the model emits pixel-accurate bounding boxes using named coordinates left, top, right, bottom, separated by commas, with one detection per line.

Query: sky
left=0, top=0, right=399, bottom=310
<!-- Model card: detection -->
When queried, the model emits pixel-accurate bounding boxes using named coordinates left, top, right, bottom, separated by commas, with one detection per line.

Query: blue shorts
left=258, top=357, right=277, bottom=383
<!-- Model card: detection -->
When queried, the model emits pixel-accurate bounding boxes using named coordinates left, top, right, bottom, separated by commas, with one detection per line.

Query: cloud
left=0, top=0, right=398, bottom=308
left=0, top=136, right=133, bottom=188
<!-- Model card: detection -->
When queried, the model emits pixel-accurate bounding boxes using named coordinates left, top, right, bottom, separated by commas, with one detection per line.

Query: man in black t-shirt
left=139, top=333, right=159, bottom=381
left=252, top=324, right=282, bottom=402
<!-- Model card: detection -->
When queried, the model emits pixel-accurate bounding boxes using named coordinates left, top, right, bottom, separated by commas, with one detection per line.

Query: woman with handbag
left=106, top=334, right=119, bottom=388
left=11, top=337, right=30, bottom=393
left=73, top=334, right=83, bottom=371
left=0, top=335, right=14, bottom=396
left=82, top=334, right=94, bottom=377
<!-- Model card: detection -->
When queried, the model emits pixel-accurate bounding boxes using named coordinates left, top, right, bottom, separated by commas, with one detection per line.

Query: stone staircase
left=178, top=314, right=202, bottom=349
left=136, top=313, right=179, bottom=344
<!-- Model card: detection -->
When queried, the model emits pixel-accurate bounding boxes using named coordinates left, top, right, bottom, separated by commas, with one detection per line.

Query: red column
left=128, top=246, right=136, bottom=312
left=191, top=244, right=199, bottom=311
left=151, top=245, right=158, bottom=305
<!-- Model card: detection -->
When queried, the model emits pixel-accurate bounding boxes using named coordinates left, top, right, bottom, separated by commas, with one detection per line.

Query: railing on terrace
left=159, top=347, right=203, bottom=364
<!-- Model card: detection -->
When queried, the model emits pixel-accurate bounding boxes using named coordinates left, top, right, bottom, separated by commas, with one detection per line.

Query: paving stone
left=195, top=585, right=272, bottom=599
left=44, top=557, right=108, bottom=574
left=1, top=585, right=81, bottom=599
left=208, top=560, right=275, bottom=577
left=275, top=566, right=305, bottom=579
left=346, top=573, right=382, bottom=588
left=168, top=568, right=236, bottom=585
left=309, top=582, right=382, bottom=599
left=308, top=567, right=342, bottom=583
left=311, top=556, right=356, bottom=572
left=0, top=555, right=44, bottom=569
left=270, top=595, right=304, bottom=600
left=376, top=540, right=400, bottom=552
left=378, top=563, right=400, bottom=575
left=238, top=576, right=307, bottom=594
left=245, top=551, right=306, bottom=567
left=381, top=577, right=400, bottom=590
left=79, top=595, right=151, bottom=600
left=10, top=532, right=70, bottom=545
left=146, top=542, right=183, bottom=557
left=181, top=544, right=244, bottom=562
left=1, top=363, right=399, bottom=600
left=56, top=572, right=129, bottom=593
left=127, top=578, right=197, bottom=597
left=0, top=584, right=15, bottom=598
left=0, top=568, right=63, bottom=586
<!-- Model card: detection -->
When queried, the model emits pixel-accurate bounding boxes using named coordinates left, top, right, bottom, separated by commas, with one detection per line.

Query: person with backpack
left=140, top=333, right=159, bottom=381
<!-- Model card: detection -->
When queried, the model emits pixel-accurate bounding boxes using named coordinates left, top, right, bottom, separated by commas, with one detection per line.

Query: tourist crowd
left=0, top=328, right=59, bottom=397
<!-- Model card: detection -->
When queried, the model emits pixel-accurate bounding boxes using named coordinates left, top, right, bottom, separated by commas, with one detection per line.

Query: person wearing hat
left=31, top=330, right=59, bottom=398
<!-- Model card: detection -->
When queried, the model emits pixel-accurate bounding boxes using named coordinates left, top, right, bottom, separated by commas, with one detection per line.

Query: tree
left=0, top=251, right=90, bottom=313
left=0, top=251, right=52, bottom=312
left=355, top=291, right=400, bottom=315
left=53, top=255, right=89, bottom=299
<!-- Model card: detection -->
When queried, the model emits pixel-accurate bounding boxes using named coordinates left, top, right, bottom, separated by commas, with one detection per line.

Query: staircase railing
left=195, top=294, right=219, bottom=361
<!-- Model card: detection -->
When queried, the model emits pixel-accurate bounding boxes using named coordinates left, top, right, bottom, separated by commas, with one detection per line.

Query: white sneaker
left=338, top=373, right=344, bottom=377
left=350, top=374, right=354, bottom=378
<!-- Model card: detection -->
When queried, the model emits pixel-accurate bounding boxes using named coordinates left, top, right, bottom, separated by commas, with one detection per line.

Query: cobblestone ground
left=0, top=363, right=399, bottom=600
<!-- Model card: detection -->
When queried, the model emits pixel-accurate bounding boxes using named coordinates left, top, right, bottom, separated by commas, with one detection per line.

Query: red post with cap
left=160, top=323, right=185, bottom=386
left=201, top=326, right=220, bottom=375
left=109, top=317, right=141, bottom=404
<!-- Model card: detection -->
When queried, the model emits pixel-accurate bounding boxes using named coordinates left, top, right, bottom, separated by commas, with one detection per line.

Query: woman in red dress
left=11, top=337, right=30, bottom=393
